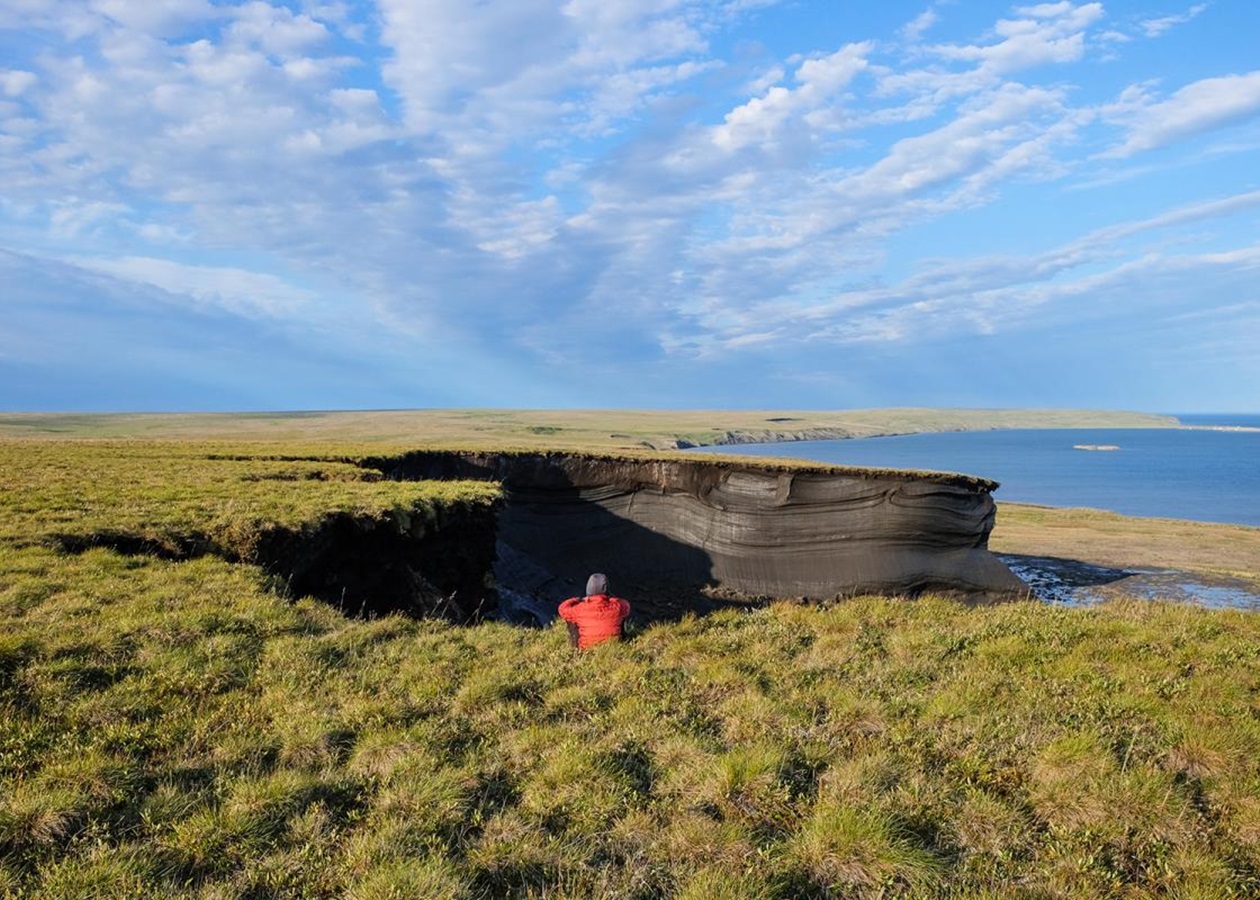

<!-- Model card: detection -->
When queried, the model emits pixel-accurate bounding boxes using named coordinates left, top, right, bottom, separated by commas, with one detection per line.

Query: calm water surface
left=703, top=415, right=1260, bottom=527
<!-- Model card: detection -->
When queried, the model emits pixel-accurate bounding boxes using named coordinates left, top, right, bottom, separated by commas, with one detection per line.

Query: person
left=558, top=573, right=630, bottom=649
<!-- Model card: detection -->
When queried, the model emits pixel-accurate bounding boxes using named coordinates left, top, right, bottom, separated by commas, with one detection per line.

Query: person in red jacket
left=558, top=573, right=631, bottom=649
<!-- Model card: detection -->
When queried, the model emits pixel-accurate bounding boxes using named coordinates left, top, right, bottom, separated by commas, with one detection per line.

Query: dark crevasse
left=52, top=500, right=502, bottom=623
left=249, top=506, right=499, bottom=621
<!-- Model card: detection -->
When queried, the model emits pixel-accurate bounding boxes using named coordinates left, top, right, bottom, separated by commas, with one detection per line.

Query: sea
left=702, top=413, right=1260, bottom=527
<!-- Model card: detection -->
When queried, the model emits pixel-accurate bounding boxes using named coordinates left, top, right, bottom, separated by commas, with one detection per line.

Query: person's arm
left=558, top=597, right=582, bottom=622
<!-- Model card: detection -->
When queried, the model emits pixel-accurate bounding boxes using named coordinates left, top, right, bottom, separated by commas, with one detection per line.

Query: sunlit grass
left=3, top=542, right=1260, bottom=897
left=0, top=407, right=1177, bottom=449
left=2, top=436, right=1259, bottom=897
left=0, top=441, right=499, bottom=558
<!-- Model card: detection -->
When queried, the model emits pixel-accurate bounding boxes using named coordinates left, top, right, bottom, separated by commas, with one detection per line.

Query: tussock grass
left=3, top=543, right=1260, bottom=897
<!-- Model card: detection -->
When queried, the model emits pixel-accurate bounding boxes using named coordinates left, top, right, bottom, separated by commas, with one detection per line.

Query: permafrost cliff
left=373, top=451, right=1027, bottom=610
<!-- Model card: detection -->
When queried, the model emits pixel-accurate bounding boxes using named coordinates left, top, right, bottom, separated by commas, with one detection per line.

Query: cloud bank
left=1, top=1, right=1258, bottom=410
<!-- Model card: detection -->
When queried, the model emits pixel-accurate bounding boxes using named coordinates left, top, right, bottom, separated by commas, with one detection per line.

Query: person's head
left=586, top=573, right=609, bottom=597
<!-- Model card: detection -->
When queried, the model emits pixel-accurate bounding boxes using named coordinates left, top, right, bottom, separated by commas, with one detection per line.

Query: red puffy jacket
left=557, top=594, right=630, bottom=649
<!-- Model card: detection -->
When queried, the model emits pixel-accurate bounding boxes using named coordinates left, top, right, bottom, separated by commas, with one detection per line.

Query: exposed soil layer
left=47, top=449, right=1025, bottom=622
left=367, top=450, right=1026, bottom=611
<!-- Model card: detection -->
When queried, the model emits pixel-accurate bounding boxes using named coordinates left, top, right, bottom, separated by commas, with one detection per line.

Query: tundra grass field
left=2, top=413, right=1259, bottom=898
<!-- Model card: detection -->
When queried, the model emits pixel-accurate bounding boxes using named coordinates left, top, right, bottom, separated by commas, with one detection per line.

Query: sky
left=1, top=0, right=1258, bottom=413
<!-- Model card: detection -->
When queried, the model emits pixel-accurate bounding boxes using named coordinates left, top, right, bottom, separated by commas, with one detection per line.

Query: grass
left=0, top=441, right=499, bottom=560
left=2, top=431, right=1259, bottom=897
left=3, top=548, right=1260, bottom=898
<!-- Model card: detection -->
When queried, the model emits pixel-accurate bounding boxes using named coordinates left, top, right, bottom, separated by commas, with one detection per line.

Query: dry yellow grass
left=992, top=503, right=1260, bottom=582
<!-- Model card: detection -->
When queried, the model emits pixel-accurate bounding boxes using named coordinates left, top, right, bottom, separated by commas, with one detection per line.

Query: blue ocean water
left=703, top=416, right=1260, bottom=527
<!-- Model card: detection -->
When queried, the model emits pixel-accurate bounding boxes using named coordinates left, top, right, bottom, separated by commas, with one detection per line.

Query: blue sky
left=1, top=0, right=1258, bottom=412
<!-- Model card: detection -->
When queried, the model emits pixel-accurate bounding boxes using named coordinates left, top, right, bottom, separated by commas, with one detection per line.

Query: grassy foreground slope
left=3, top=426, right=1260, bottom=897
left=4, top=546, right=1260, bottom=899
left=0, top=407, right=1177, bottom=450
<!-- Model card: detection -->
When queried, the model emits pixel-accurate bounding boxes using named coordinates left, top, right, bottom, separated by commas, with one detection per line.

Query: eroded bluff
left=373, top=451, right=1026, bottom=603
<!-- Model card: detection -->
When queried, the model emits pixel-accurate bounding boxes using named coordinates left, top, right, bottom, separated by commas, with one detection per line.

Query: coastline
left=1177, top=424, right=1260, bottom=433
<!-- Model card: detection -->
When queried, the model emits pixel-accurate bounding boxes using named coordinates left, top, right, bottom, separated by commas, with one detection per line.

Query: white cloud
left=878, top=1, right=1102, bottom=107
left=930, top=2, right=1102, bottom=75
left=0, top=69, right=37, bottom=96
left=370, top=0, right=743, bottom=168
left=1098, top=29, right=1132, bottom=44
left=852, top=85, right=1067, bottom=196
left=1140, top=3, right=1207, bottom=38
left=682, top=188, right=1260, bottom=353
left=80, top=256, right=316, bottom=317
left=1105, top=71, right=1260, bottom=157
left=89, top=0, right=219, bottom=36
left=226, top=2, right=330, bottom=58
left=712, top=42, right=869, bottom=150
left=49, top=199, right=133, bottom=238
left=901, top=9, right=938, bottom=43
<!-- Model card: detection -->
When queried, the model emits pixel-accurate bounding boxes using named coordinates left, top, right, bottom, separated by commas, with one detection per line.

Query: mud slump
left=366, top=451, right=1027, bottom=623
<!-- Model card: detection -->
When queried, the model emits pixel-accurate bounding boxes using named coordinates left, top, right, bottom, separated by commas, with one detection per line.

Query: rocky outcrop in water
left=371, top=451, right=1026, bottom=604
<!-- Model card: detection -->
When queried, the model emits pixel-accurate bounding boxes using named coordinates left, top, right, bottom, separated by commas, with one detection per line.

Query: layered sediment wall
left=370, top=451, right=1026, bottom=602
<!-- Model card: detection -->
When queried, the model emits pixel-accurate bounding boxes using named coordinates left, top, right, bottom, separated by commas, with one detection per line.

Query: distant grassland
left=4, top=415, right=1260, bottom=897
left=0, top=407, right=1178, bottom=450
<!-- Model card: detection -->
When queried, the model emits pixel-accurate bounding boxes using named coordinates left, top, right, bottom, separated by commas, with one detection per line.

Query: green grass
left=0, top=441, right=498, bottom=561
left=3, top=547, right=1260, bottom=897
left=2, top=435, right=1259, bottom=897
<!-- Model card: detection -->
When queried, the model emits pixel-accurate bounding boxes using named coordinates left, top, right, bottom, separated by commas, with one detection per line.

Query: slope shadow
left=493, top=483, right=726, bottom=628
left=373, top=451, right=731, bottom=627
